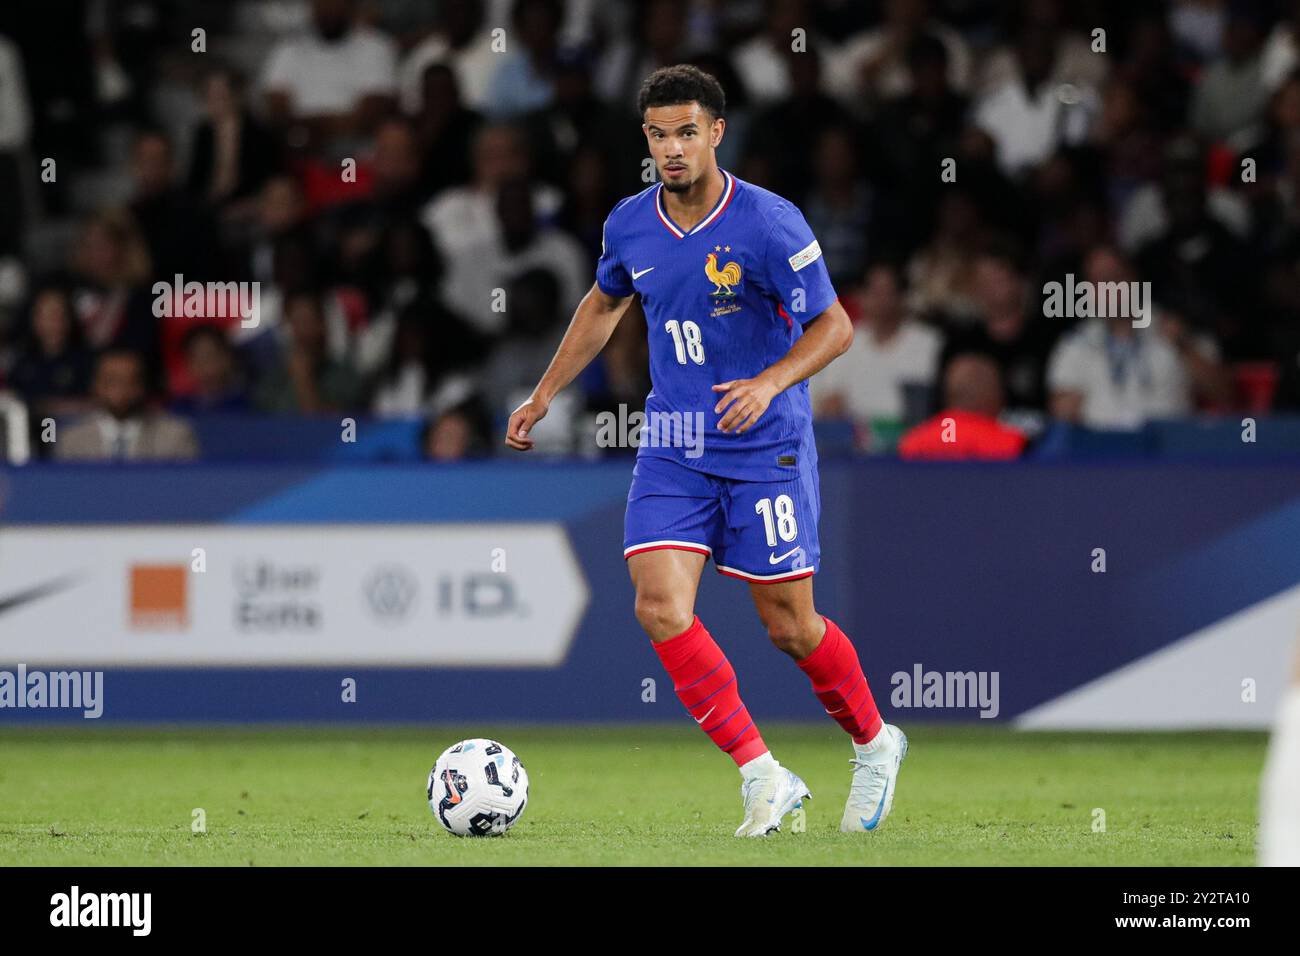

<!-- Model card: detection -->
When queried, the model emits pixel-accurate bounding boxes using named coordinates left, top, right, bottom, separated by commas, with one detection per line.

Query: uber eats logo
left=234, top=560, right=321, bottom=631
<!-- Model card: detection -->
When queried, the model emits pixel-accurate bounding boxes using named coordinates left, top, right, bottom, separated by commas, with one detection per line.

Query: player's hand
left=505, top=395, right=549, bottom=451
left=712, top=376, right=779, bottom=434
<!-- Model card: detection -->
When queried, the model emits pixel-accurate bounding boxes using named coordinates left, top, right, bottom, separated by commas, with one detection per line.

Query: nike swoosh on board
left=0, top=573, right=84, bottom=617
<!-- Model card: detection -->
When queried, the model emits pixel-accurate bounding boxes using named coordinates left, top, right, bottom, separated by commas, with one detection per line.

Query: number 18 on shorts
left=622, top=455, right=821, bottom=583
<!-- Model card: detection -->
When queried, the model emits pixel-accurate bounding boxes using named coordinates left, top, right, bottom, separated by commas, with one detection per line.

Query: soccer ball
left=427, top=738, right=529, bottom=836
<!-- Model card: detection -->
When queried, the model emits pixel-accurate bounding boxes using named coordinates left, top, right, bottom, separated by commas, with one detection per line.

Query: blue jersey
left=595, top=169, right=838, bottom=481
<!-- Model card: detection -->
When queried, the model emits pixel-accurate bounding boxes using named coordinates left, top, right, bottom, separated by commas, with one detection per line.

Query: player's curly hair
left=636, top=64, right=726, bottom=121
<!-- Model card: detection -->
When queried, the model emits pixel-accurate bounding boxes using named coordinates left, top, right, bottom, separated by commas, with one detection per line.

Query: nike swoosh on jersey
left=694, top=705, right=716, bottom=724
left=768, top=547, right=802, bottom=565
left=631, top=266, right=655, bottom=279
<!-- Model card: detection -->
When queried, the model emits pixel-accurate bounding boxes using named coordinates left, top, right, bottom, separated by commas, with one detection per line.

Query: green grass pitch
left=0, top=724, right=1265, bottom=866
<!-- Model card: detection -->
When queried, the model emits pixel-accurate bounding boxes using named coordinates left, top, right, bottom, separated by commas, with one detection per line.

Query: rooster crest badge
left=705, top=247, right=743, bottom=317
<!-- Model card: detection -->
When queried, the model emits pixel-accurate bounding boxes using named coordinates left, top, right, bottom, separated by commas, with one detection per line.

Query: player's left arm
left=713, top=300, right=853, bottom=433
left=713, top=203, right=852, bottom=433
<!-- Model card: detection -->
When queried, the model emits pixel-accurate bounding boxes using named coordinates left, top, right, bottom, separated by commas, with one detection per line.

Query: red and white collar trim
left=655, top=169, right=734, bottom=239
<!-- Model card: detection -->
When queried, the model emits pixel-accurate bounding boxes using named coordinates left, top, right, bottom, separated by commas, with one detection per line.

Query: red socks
left=652, top=616, right=769, bottom=767
left=797, top=616, right=883, bottom=744
left=652, top=615, right=881, bottom=759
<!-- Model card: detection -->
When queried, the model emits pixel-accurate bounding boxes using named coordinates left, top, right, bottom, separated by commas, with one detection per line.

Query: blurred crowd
left=1, top=0, right=1300, bottom=462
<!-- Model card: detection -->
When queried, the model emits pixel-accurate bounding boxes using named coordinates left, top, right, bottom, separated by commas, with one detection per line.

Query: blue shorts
left=623, top=455, right=821, bottom=582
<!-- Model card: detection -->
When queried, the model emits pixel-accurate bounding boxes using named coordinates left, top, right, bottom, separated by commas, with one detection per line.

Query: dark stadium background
left=0, top=0, right=1294, bottom=806
left=2, top=0, right=1300, bottom=458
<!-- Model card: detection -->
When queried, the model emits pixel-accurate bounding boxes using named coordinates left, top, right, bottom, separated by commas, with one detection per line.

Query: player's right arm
left=504, top=283, right=634, bottom=451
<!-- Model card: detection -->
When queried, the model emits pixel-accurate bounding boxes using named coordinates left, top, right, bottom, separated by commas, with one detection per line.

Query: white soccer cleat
left=840, top=724, right=908, bottom=833
left=734, top=766, right=811, bottom=837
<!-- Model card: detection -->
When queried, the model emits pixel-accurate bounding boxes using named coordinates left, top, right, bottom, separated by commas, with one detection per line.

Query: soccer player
left=1259, top=642, right=1300, bottom=865
left=506, top=65, right=906, bottom=836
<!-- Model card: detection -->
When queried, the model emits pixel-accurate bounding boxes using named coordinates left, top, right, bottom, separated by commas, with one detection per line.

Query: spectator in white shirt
left=973, top=19, right=1100, bottom=176
left=420, top=124, right=562, bottom=281
left=261, top=0, right=398, bottom=145
left=1189, top=3, right=1271, bottom=143
left=975, top=0, right=1108, bottom=96
left=400, top=0, right=502, bottom=114
left=441, top=176, right=589, bottom=335
left=1047, top=245, right=1230, bottom=429
left=0, top=32, right=31, bottom=263
left=1261, top=1, right=1300, bottom=91
left=0, top=33, right=29, bottom=151
left=731, top=0, right=838, bottom=106
left=813, top=262, right=941, bottom=433
left=830, top=0, right=972, bottom=109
